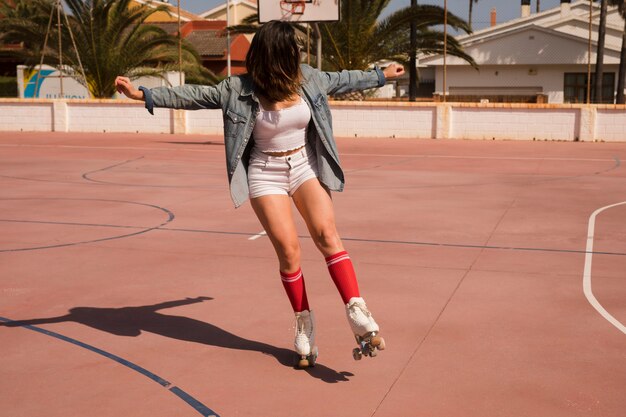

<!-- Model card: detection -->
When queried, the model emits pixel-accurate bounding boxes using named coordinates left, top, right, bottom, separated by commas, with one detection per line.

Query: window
left=564, top=72, right=615, bottom=103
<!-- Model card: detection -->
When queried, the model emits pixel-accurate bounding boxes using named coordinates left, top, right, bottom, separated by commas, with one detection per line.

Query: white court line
left=248, top=231, right=267, bottom=241
left=583, top=201, right=626, bottom=335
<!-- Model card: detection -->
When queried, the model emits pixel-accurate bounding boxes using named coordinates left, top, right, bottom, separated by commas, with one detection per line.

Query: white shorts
left=247, top=144, right=319, bottom=198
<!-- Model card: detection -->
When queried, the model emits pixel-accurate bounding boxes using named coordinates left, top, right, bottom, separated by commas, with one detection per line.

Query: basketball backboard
left=258, top=0, right=340, bottom=23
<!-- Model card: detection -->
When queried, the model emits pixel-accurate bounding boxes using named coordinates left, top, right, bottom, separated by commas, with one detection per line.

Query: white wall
left=596, top=108, right=626, bottom=142
left=1, top=99, right=625, bottom=142
left=0, top=101, right=53, bottom=131
left=451, top=107, right=579, bottom=140
left=331, top=105, right=436, bottom=138
left=187, top=108, right=224, bottom=135
left=66, top=102, right=172, bottom=133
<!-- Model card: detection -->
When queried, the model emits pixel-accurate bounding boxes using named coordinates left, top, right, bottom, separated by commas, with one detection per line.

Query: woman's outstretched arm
left=114, top=76, right=226, bottom=114
left=316, top=63, right=405, bottom=96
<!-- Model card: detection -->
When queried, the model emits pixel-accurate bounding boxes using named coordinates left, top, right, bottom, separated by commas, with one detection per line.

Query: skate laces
left=295, top=313, right=313, bottom=338
left=349, top=300, right=371, bottom=318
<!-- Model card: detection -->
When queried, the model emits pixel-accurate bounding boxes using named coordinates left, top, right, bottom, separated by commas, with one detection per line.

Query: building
left=134, top=0, right=251, bottom=76
left=181, top=20, right=250, bottom=76
left=419, top=0, right=626, bottom=103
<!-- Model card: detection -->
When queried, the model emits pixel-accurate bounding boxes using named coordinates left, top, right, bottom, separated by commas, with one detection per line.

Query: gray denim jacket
left=141, top=64, right=385, bottom=207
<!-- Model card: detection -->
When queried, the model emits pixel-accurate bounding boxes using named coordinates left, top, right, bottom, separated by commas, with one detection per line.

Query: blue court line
left=0, top=316, right=219, bottom=417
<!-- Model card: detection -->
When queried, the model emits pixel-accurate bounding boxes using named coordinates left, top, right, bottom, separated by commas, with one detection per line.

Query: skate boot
left=294, top=310, right=318, bottom=368
left=345, top=297, right=385, bottom=360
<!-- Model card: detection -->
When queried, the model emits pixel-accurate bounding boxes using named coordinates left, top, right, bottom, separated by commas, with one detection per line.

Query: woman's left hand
left=382, top=64, right=405, bottom=79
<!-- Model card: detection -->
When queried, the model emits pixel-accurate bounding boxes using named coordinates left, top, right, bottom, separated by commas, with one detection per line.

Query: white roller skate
left=294, top=310, right=318, bottom=368
left=345, top=297, right=386, bottom=360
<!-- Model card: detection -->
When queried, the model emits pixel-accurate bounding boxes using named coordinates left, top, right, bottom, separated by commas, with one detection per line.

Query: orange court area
left=1, top=131, right=625, bottom=417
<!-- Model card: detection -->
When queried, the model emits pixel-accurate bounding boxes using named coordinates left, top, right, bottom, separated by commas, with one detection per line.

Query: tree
left=0, top=0, right=217, bottom=98
left=609, top=0, right=626, bottom=103
left=537, top=0, right=541, bottom=13
left=593, top=0, right=608, bottom=103
left=320, top=2, right=475, bottom=71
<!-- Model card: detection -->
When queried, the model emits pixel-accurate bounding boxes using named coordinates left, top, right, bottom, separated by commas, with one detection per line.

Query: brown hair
left=245, top=21, right=301, bottom=103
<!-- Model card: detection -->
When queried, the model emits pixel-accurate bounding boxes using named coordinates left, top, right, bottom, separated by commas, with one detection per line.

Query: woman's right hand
left=115, top=76, right=144, bottom=101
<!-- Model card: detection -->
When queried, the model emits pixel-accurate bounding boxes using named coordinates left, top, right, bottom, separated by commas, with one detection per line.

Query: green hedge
left=0, top=76, right=18, bottom=97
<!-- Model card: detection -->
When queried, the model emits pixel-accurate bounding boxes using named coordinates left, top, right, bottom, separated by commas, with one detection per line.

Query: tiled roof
left=185, top=31, right=228, bottom=57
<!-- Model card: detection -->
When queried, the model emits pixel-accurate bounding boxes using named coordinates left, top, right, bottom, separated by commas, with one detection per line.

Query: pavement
left=1, top=131, right=625, bottom=417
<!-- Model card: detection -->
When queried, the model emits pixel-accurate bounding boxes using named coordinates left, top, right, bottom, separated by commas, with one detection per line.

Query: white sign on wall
left=17, top=65, right=183, bottom=99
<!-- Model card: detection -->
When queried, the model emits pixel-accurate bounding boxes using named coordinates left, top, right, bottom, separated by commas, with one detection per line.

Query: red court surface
left=1, top=131, right=625, bottom=417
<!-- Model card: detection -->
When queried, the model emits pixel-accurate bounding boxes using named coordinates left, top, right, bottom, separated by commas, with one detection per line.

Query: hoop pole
left=307, top=24, right=311, bottom=66
left=313, top=23, right=322, bottom=70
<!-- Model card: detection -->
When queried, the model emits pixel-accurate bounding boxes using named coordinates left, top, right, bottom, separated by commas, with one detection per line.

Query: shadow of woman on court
left=0, top=296, right=353, bottom=383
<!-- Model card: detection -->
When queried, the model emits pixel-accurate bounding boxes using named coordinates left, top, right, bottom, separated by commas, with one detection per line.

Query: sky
left=177, top=0, right=566, bottom=30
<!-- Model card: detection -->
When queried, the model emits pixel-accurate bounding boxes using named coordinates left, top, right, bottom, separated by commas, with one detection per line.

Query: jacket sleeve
left=316, top=67, right=386, bottom=96
left=139, top=79, right=230, bottom=114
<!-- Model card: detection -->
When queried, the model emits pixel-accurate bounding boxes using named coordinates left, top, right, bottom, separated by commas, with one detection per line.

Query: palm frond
left=2, top=0, right=213, bottom=97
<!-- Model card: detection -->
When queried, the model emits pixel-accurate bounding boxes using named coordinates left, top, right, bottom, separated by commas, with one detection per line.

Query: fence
left=1, top=98, right=625, bottom=142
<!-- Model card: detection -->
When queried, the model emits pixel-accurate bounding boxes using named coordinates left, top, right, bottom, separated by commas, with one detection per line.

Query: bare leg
left=250, top=194, right=301, bottom=273
left=251, top=194, right=317, bottom=366
left=291, top=179, right=344, bottom=257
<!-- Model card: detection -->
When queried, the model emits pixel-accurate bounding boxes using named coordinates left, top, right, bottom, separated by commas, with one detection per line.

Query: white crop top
left=252, top=98, right=312, bottom=153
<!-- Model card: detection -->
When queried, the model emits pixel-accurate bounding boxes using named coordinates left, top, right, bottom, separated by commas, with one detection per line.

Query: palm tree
left=0, top=0, right=217, bottom=98
left=593, top=0, right=608, bottom=103
left=320, top=2, right=475, bottom=71
left=537, top=0, right=541, bottom=13
left=609, top=0, right=626, bottom=103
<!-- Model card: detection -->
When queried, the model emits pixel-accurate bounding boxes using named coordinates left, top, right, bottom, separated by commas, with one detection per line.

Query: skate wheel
left=369, top=348, right=378, bottom=358
left=373, top=336, right=386, bottom=351
left=308, top=346, right=318, bottom=367
left=298, top=358, right=310, bottom=368
left=352, top=347, right=363, bottom=361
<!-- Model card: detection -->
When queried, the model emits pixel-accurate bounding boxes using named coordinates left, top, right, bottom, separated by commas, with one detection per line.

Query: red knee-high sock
left=325, top=251, right=360, bottom=304
left=281, top=268, right=310, bottom=313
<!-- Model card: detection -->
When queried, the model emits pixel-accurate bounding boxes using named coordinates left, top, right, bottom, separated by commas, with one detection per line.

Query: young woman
left=115, top=21, right=404, bottom=368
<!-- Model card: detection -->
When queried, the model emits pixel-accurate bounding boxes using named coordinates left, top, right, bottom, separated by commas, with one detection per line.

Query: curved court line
left=0, top=316, right=218, bottom=416
left=583, top=201, right=626, bottom=335
left=81, top=156, right=145, bottom=184
left=81, top=156, right=218, bottom=189
left=0, top=198, right=175, bottom=253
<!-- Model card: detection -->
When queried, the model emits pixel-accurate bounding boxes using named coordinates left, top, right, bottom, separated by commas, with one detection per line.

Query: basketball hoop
left=280, top=0, right=308, bottom=17
left=258, top=0, right=338, bottom=23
